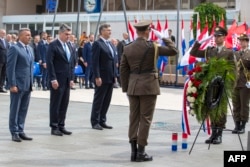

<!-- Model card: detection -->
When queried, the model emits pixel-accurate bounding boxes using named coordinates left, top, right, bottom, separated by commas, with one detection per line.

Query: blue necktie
left=25, top=45, right=31, bottom=61
left=106, top=41, right=114, bottom=57
left=63, top=43, right=71, bottom=61
left=1, top=39, right=6, bottom=48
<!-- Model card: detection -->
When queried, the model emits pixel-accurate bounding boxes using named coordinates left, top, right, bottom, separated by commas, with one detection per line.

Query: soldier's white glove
left=152, top=29, right=164, bottom=40
left=198, top=35, right=213, bottom=44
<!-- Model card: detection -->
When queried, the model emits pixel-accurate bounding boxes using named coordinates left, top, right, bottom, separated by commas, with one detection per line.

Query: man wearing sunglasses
left=190, top=26, right=234, bottom=145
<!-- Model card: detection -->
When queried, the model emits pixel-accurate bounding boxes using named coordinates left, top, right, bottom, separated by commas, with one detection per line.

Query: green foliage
left=187, top=58, right=235, bottom=122
left=192, top=2, right=226, bottom=39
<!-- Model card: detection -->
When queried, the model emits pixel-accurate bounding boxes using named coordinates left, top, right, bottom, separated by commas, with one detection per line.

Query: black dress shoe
left=51, top=129, right=63, bottom=136
left=59, top=128, right=72, bottom=135
left=100, top=123, right=113, bottom=129
left=12, top=134, right=22, bottom=142
left=19, top=133, right=33, bottom=140
left=92, top=124, right=103, bottom=130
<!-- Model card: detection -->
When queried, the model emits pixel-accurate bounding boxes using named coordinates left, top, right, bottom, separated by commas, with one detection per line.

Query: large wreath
left=186, top=58, right=235, bottom=123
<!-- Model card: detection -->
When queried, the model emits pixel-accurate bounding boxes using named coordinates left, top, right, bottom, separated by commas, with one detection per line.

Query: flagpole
left=175, top=0, right=181, bottom=86
left=51, top=0, right=59, bottom=38
left=94, top=0, right=106, bottom=40
left=76, top=0, right=81, bottom=44
left=122, top=0, right=130, bottom=41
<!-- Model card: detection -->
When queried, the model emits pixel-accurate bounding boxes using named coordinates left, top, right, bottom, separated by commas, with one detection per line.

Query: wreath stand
left=189, top=71, right=244, bottom=155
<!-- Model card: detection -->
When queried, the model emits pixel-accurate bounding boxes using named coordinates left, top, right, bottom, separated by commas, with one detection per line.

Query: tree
left=192, top=2, right=226, bottom=39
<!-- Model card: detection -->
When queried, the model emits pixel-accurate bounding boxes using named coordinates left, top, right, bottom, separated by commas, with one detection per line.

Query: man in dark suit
left=91, top=23, right=116, bottom=130
left=30, top=34, right=42, bottom=88
left=6, top=28, right=34, bottom=142
left=117, top=32, right=129, bottom=63
left=38, top=32, right=49, bottom=91
left=0, top=29, right=9, bottom=93
left=83, top=33, right=94, bottom=89
left=47, top=24, right=75, bottom=136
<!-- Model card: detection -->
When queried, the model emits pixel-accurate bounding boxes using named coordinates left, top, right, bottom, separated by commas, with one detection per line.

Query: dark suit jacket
left=92, top=38, right=116, bottom=84
left=30, top=42, right=40, bottom=62
left=6, top=42, right=34, bottom=91
left=83, top=42, right=93, bottom=65
left=0, top=39, right=10, bottom=64
left=46, top=39, right=75, bottom=85
left=117, top=40, right=126, bottom=64
left=38, top=40, right=48, bottom=64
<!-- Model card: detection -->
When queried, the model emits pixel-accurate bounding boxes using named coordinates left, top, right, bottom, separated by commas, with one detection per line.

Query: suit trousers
left=49, top=81, right=70, bottom=129
left=85, top=65, right=93, bottom=87
left=128, top=95, right=157, bottom=146
left=41, top=67, right=48, bottom=89
left=91, top=83, right=113, bottom=126
left=9, top=90, right=31, bottom=134
left=0, top=63, right=6, bottom=88
left=232, top=87, right=250, bottom=122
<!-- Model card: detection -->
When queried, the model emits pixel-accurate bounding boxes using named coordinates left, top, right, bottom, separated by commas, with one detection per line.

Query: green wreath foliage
left=186, top=58, right=235, bottom=123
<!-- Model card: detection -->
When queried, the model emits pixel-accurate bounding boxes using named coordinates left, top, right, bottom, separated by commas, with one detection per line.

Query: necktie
left=106, top=41, right=114, bottom=57
left=63, top=43, right=71, bottom=61
left=25, top=45, right=31, bottom=60
left=1, top=39, right=6, bottom=48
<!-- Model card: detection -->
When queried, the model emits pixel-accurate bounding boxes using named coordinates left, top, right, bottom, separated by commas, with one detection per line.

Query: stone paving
left=0, top=87, right=248, bottom=167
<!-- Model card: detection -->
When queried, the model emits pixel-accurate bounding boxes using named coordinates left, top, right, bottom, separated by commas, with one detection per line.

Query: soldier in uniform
left=120, top=20, right=178, bottom=162
left=190, top=26, right=234, bottom=144
left=232, top=33, right=250, bottom=134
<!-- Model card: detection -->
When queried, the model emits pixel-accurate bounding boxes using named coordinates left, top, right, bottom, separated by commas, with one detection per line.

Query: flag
left=163, top=17, right=169, bottom=38
left=225, top=20, right=237, bottom=49
left=157, top=56, right=168, bottom=77
left=180, top=22, right=209, bottom=66
left=149, top=22, right=157, bottom=41
left=182, top=78, right=191, bottom=135
left=196, top=17, right=201, bottom=40
left=188, top=19, right=195, bottom=71
left=177, top=19, right=187, bottom=76
left=209, top=18, right=217, bottom=47
left=128, top=20, right=135, bottom=41
left=218, top=14, right=225, bottom=28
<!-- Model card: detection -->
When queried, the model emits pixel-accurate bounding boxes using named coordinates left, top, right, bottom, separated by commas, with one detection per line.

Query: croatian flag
left=180, top=19, right=187, bottom=75
left=188, top=20, right=195, bottom=71
left=182, top=78, right=191, bottom=135
left=128, top=20, right=135, bottom=41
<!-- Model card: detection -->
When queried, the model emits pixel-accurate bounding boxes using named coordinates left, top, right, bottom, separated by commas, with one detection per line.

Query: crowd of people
left=0, top=20, right=250, bottom=163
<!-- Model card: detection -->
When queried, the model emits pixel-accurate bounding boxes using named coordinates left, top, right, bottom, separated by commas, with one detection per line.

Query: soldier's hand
left=198, top=35, right=213, bottom=44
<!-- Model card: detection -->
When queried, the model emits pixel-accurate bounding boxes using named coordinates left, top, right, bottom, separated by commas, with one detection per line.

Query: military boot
left=213, top=129, right=222, bottom=144
left=238, top=121, right=246, bottom=134
left=232, top=121, right=241, bottom=134
left=130, top=140, right=137, bottom=162
left=136, top=145, right=153, bottom=162
left=205, top=128, right=217, bottom=144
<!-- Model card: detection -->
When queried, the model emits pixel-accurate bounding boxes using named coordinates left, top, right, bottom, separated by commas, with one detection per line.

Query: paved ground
left=0, top=86, right=249, bottom=167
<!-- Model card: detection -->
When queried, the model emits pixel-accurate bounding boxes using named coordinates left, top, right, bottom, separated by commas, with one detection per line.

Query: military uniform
left=232, top=34, right=250, bottom=134
left=190, top=26, right=234, bottom=144
left=120, top=20, right=178, bottom=162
